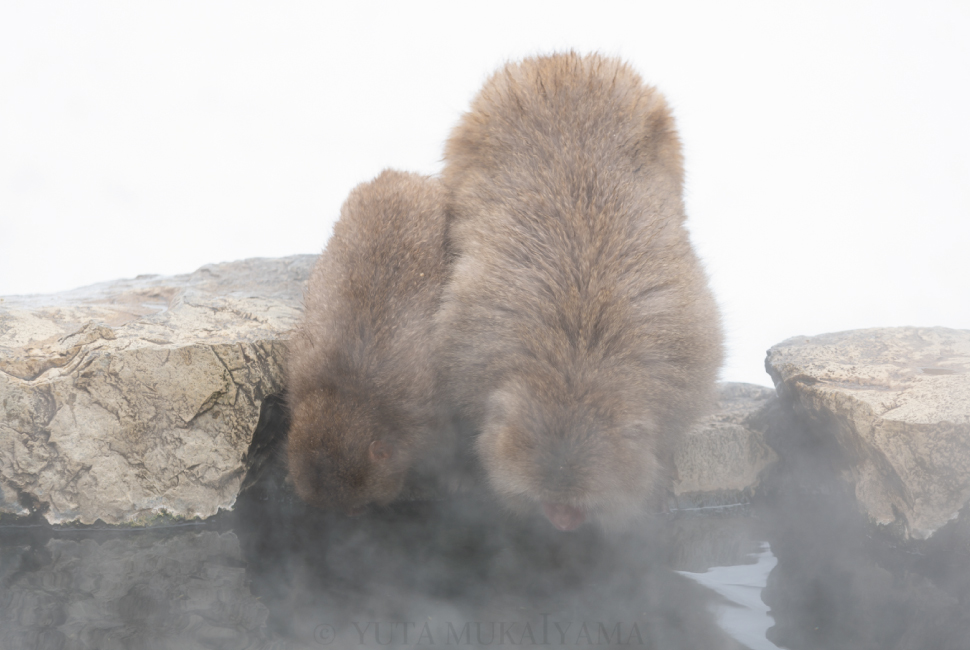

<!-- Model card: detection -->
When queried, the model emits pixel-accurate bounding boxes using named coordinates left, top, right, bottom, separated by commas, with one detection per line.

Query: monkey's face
left=287, top=384, right=411, bottom=514
left=477, top=380, right=660, bottom=531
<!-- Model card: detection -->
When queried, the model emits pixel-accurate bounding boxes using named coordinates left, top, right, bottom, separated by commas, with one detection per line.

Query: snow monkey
left=286, top=170, right=453, bottom=514
left=436, top=53, right=724, bottom=531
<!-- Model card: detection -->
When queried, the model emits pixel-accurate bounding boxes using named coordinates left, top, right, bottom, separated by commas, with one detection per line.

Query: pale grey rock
left=766, top=327, right=970, bottom=539
left=0, top=256, right=315, bottom=525
left=670, top=383, right=778, bottom=510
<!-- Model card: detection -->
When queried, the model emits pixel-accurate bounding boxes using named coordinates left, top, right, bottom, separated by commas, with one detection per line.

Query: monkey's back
left=438, top=53, right=723, bottom=455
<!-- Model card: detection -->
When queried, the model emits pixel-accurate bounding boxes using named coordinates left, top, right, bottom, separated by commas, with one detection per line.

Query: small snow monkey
left=286, top=171, right=453, bottom=514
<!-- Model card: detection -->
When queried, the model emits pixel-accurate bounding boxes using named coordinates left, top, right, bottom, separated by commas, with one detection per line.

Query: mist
left=1, top=4, right=968, bottom=648
left=1, top=2, right=968, bottom=385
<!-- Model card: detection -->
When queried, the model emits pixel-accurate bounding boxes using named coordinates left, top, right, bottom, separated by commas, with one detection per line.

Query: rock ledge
left=766, top=327, right=970, bottom=539
left=0, top=256, right=315, bottom=525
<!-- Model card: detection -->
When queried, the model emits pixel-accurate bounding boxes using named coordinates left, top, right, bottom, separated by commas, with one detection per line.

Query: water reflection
left=1, top=497, right=748, bottom=649
left=231, top=487, right=742, bottom=649
left=679, top=544, right=778, bottom=650
left=0, top=528, right=268, bottom=649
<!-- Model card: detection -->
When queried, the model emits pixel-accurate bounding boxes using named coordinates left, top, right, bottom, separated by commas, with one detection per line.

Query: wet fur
left=286, top=170, right=451, bottom=512
left=437, top=53, right=724, bottom=529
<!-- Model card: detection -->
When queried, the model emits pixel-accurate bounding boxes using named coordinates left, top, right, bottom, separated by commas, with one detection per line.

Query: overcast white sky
left=1, top=1, right=968, bottom=386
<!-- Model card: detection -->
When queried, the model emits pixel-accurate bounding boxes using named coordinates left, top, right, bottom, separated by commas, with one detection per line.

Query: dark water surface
left=2, top=398, right=968, bottom=650
left=1, top=495, right=761, bottom=650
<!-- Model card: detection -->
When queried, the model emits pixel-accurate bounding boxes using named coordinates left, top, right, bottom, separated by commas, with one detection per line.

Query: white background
left=1, top=1, right=968, bottom=386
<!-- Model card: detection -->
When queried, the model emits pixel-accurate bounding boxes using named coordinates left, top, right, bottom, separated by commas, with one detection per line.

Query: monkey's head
left=476, top=376, right=660, bottom=532
left=286, top=381, right=414, bottom=515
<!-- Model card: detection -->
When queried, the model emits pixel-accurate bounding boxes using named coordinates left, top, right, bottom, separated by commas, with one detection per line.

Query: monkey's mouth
left=541, top=502, right=586, bottom=531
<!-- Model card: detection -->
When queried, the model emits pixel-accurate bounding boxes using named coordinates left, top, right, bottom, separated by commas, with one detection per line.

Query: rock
left=0, top=256, right=315, bottom=525
left=766, top=327, right=970, bottom=539
left=2, top=254, right=780, bottom=527
left=670, top=382, right=779, bottom=511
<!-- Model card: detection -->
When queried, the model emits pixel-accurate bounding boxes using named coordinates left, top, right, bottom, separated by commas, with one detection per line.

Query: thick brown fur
left=437, top=53, right=724, bottom=530
left=286, top=170, right=451, bottom=513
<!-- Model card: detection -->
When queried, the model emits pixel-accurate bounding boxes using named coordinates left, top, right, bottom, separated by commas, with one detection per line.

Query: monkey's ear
left=368, top=440, right=394, bottom=463
left=632, top=97, right=685, bottom=192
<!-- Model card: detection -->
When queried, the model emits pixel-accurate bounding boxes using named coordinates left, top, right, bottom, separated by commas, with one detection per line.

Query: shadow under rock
left=759, top=396, right=970, bottom=650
